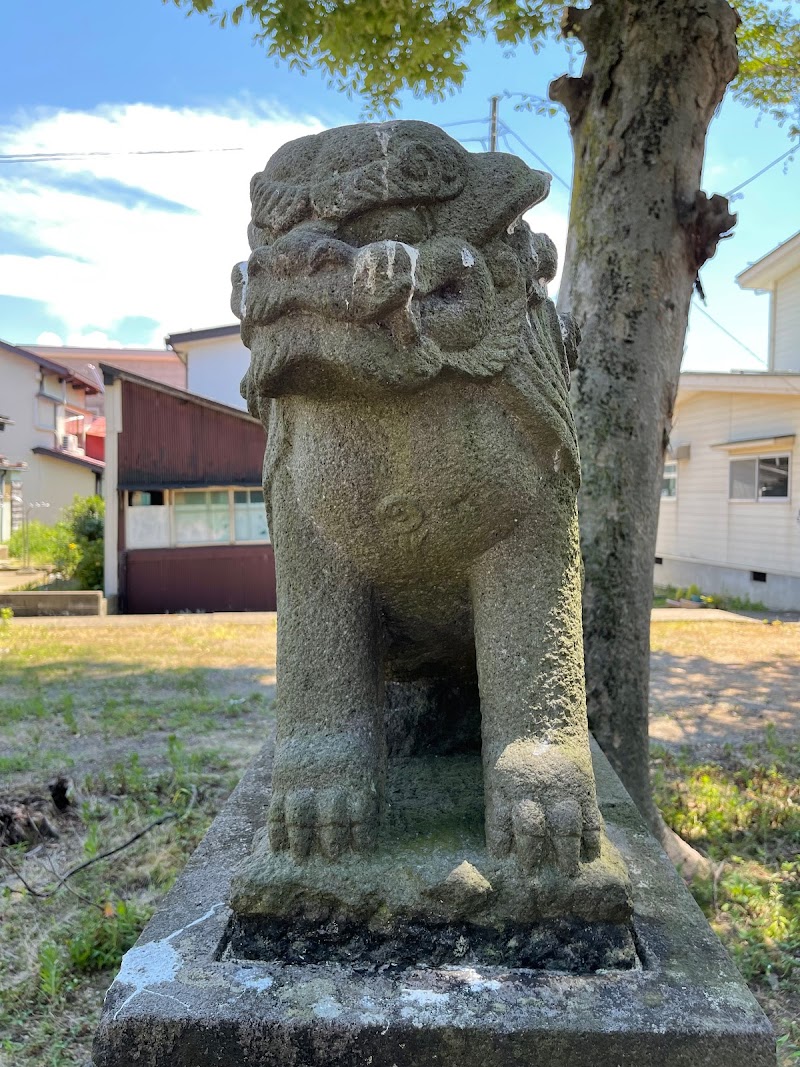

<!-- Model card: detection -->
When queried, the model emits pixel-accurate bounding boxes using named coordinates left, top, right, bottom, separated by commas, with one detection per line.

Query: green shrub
left=7, top=520, right=71, bottom=566
left=66, top=899, right=150, bottom=973
left=9, top=495, right=104, bottom=588
left=65, top=495, right=104, bottom=590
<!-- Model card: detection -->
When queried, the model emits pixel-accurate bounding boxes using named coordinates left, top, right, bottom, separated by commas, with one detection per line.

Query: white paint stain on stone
left=352, top=241, right=419, bottom=314
left=234, top=968, right=274, bottom=993
left=400, top=988, right=451, bottom=1007
left=237, top=261, right=249, bottom=319
left=461, top=247, right=475, bottom=268
left=110, top=902, right=225, bottom=1020
left=313, top=996, right=344, bottom=1019
left=447, top=967, right=503, bottom=993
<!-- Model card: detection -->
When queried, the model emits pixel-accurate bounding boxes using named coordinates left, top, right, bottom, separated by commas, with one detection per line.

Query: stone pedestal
left=91, top=740, right=774, bottom=1067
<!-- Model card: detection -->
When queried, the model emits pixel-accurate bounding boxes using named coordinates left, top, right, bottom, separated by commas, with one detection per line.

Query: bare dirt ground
left=649, top=619, right=800, bottom=753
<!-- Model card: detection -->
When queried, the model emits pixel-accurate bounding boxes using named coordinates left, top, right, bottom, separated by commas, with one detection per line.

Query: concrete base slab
left=91, top=741, right=775, bottom=1067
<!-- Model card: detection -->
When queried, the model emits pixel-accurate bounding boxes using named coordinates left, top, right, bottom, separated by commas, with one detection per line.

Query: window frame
left=728, top=453, right=791, bottom=504
left=661, top=460, right=678, bottom=501
left=232, top=487, right=269, bottom=544
left=124, top=486, right=270, bottom=549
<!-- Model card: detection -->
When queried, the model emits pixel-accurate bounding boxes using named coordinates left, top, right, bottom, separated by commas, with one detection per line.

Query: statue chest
left=278, top=390, right=541, bottom=575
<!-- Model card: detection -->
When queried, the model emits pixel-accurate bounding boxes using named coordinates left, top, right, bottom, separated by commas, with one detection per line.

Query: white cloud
left=0, top=102, right=327, bottom=346
left=0, top=102, right=573, bottom=348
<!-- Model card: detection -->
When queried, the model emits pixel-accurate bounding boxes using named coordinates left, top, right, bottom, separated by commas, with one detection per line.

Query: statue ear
left=437, top=153, right=550, bottom=246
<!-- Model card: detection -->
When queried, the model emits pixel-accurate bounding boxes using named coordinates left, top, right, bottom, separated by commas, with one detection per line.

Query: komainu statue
left=231, top=121, right=631, bottom=930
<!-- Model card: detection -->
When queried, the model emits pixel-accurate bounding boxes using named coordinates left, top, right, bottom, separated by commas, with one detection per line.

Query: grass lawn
left=1, top=616, right=797, bottom=1065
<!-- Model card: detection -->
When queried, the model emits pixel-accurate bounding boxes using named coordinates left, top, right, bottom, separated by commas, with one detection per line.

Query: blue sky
left=1, top=0, right=797, bottom=371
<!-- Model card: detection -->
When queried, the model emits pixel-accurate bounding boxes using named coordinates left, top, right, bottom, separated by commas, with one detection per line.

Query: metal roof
left=100, top=363, right=258, bottom=423
left=165, top=324, right=241, bottom=347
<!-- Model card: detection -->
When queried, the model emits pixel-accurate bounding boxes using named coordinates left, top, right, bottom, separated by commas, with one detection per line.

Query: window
left=174, top=490, right=231, bottom=543
left=234, top=489, right=269, bottom=542
left=128, top=487, right=270, bottom=547
left=128, top=491, right=164, bottom=506
left=64, top=410, right=86, bottom=450
left=661, top=461, right=677, bottom=499
left=39, top=374, right=64, bottom=401
left=729, top=455, right=789, bottom=501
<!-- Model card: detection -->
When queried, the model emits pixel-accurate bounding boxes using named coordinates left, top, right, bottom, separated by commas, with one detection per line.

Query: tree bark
left=550, top=0, right=739, bottom=840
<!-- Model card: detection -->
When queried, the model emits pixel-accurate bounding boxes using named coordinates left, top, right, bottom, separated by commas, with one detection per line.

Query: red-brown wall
left=124, top=545, right=276, bottom=614
left=119, top=380, right=264, bottom=489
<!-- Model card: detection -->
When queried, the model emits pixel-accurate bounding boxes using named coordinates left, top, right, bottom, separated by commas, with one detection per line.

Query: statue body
left=234, top=121, right=628, bottom=916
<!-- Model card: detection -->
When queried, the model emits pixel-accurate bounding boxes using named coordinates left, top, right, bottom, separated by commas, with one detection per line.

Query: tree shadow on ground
left=649, top=649, right=799, bottom=752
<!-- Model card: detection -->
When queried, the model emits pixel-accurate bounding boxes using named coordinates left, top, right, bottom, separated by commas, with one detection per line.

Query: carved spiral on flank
left=376, top=493, right=425, bottom=534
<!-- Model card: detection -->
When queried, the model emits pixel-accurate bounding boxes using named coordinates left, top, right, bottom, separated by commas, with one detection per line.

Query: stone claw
left=487, top=742, right=603, bottom=877
left=267, top=783, right=379, bottom=861
left=548, top=797, right=582, bottom=877
left=511, top=799, right=546, bottom=871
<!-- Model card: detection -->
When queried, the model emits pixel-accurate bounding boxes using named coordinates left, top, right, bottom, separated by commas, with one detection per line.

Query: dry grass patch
left=1, top=616, right=276, bottom=1066
left=0, top=616, right=797, bottom=1064
left=651, top=620, right=800, bottom=1065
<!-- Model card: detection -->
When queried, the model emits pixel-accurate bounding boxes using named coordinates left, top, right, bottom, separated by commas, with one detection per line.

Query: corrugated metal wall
left=119, top=380, right=265, bottom=489
left=124, top=545, right=276, bottom=613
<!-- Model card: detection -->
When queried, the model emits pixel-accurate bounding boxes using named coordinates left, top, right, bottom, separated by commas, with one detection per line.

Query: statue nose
left=257, top=228, right=354, bottom=279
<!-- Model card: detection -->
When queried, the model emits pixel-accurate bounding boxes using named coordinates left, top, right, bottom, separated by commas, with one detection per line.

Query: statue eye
left=429, top=279, right=463, bottom=302
left=338, top=207, right=426, bottom=248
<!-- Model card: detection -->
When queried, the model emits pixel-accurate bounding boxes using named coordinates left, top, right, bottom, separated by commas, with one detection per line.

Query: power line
left=0, top=147, right=244, bottom=162
left=690, top=298, right=767, bottom=366
left=497, top=119, right=570, bottom=190
left=724, top=141, right=798, bottom=201
left=690, top=298, right=800, bottom=396
left=443, top=104, right=571, bottom=190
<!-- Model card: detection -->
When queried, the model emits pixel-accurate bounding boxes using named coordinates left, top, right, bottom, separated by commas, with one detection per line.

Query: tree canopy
left=166, top=0, right=799, bottom=132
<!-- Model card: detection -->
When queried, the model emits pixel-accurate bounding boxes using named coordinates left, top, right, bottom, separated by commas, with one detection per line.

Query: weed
left=38, top=943, right=66, bottom=1002
left=66, top=900, right=151, bottom=974
left=654, top=740, right=800, bottom=1063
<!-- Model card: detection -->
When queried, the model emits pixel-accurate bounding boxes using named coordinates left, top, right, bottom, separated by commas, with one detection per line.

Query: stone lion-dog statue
left=232, top=121, right=627, bottom=915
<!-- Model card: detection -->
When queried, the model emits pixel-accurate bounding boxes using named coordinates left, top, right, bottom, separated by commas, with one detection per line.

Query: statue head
left=235, top=121, right=577, bottom=413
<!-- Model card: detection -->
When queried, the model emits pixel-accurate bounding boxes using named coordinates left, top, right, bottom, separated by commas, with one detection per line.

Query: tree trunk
left=550, top=0, right=739, bottom=841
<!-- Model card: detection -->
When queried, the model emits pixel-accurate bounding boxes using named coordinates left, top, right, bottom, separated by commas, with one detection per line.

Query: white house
left=166, top=325, right=248, bottom=410
left=655, top=231, right=800, bottom=610
left=737, top=229, right=800, bottom=373
left=0, top=340, right=105, bottom=537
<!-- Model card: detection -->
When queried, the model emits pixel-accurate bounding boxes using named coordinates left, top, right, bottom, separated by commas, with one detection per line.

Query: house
left=737, top=229, right=800, bottom=372
left=24, top=343, right=187, bottom=418
left=102, top=364, right=275, bottom=614
left=654, top=230, right=800, bottom=609
left=0, top=340, right=105, bottom=534
left=166, top=324, right=248, bottom=410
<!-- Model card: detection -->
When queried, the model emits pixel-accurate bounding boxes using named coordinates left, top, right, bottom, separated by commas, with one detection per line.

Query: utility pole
left=489, top=95, right=500, bottom=151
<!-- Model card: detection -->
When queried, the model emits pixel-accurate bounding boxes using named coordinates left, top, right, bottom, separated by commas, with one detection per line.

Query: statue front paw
left=268, top=735, right=382, bottom=861
left=268, top=784, right=379, bottom=861
left=485, top=741, right=602, bottom=876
